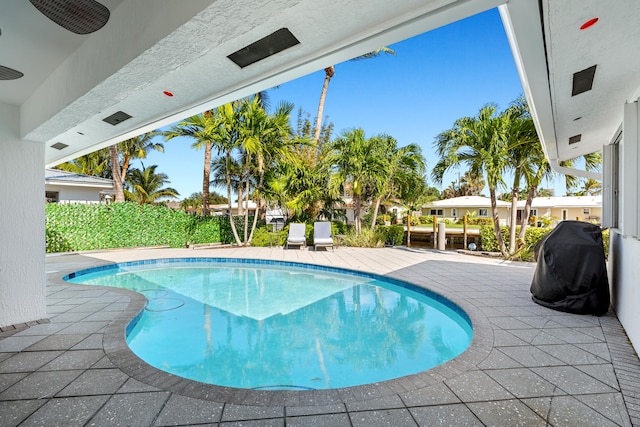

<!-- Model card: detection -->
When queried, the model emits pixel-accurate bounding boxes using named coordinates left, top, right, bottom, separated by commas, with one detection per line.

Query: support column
left=0, top=103, right=46, bottom=327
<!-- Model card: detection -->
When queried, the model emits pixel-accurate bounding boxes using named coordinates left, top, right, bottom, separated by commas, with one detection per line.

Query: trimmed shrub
left=418, top=215, right=433, bottom=225
left=250, top=226, right=287, bottom=247
left=377, top=225, right=404, bottom=246
left=341, top=228, right=385, bottom=248
left=45, top=202, right=225, bottom=253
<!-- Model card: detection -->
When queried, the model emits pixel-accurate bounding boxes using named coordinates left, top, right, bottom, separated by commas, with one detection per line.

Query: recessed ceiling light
left=572, top=65, right=597, bottom=96
left=228, top=28, right=300, bottom=68
left=580, top=18, right=599, bottom=30
left=51, top=142, right=69, bottom=150
left=102, top=111, right=132, bottom=126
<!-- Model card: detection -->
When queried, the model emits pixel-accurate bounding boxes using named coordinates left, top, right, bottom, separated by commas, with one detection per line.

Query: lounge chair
left=313, top=221, right=334, bottom=251
left=285, top=223, right=306, bottom=249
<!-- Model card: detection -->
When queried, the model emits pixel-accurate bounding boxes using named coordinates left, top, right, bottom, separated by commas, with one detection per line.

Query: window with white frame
left=530, top=209, right=538, bottom=216
left=429, top=209, right=443, bottom=216
left=478, top=208, right=488, bottom=217
left=451, top=208, right=457, bottom=217
left=583, top=208, right=591, bottom=215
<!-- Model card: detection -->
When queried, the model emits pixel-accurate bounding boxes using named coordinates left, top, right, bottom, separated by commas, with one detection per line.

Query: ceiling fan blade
left=30, top=0, right=110, bottom=35
left=0, top=65, right=24, bottom=80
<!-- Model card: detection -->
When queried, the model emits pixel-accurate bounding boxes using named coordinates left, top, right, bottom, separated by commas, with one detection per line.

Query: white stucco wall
left=45, top=185, right=103, bottom=203
left=0, top=103, right=46, bottom=327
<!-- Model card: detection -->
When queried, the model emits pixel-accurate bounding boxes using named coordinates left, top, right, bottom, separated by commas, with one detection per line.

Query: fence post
left=437, top=222, right=446, bottom=250
left=463, top=214, right=468, bottom=249
left=432, top=215, right=438, bottom=248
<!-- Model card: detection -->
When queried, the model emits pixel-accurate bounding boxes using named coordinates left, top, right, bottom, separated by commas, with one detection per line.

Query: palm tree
left=368, top=136, right=425, bottom=230
left=571, top=178, right=602, bottom=196
left=56, top=149, right=111, bottom=178
left=399, top=174, right=429, bottom=248
left=124, top=164, right=179, bottom=204
left=442, top=171, right=485, bottom=199
left=432, top=104, right=511, bottom=256
left=502, top=97, right=540, bottom=252
left=237, top=97, right=296, bottom=244
left=326, top=128, right=386, bottom=233
left=109, top=132, right=164, bottom=203
left=164, top=114, right=216, bottom=215
left=313, top=48, right=395, bottom=143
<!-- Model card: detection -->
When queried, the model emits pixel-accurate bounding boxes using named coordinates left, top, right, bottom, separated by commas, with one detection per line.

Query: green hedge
left=46, top=203, right=227, bottom=253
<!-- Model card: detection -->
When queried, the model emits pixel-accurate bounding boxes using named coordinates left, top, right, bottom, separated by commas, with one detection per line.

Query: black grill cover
left=530, top=221, right=610, bottom=315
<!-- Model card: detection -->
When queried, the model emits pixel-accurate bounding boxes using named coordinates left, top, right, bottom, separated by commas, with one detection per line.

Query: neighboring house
left=422, top=196, right=511, bottom=225
left=517, top=196, right=602, bottom=225
left=210, top=201, right=257, bottom=216
left=45, top=169, right=114, bottom=204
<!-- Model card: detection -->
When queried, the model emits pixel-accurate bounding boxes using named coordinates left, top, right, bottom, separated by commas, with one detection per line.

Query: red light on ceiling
left=163, top=91, right=174, bottom=97
left=580, top=18, right=599, bottom=30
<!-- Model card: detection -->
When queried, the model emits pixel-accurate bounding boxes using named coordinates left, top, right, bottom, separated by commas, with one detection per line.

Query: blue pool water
left=66, top=258, right=472, bottom=390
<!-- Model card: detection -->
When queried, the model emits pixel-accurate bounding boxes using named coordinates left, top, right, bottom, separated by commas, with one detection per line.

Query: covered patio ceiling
left=1, top=0, right=638, bottom=168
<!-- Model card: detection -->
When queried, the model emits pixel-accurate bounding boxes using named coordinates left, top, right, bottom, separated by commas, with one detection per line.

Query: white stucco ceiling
left=503, top=0, right=640, bottom=164
left=1, top=0, right=638, bottom=167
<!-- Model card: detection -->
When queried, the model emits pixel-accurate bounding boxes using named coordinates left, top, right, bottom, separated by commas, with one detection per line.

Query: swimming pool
left=65, top=258, right=472, bottom=390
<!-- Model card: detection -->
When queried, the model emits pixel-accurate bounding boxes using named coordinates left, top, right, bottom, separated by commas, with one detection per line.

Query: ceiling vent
left=569, top=134, right=582, bottom=145
left=571, top=65, right=597, bottom=96
left=30, top=0, right=110, bottom=34
left=0, top=65, right=24, bottom=80
left=228, top=28, right=300, bottom=68
left=51, top=142, right=69, bottom=150
left=102, top=111, right=132, bottom=126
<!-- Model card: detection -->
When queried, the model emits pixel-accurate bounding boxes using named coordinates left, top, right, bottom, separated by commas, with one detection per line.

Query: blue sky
left=141, top=8, right=566, bottom=199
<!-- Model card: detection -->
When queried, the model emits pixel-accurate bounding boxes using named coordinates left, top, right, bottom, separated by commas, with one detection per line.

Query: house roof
left=517, top=196, right=602, bottom=209
left=45, top=168, right=114, bottom=189
left=424, top=196, right=510, bottom=208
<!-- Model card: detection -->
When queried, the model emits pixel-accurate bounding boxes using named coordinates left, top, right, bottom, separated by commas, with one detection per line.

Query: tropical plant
left=570, top=178, right=602, bottom=196
left=109, top=132, right=163, bottom=202
left=398, top=174, right=430, bottom=248
left=326, top=128, right=386, bottom=233
left=164, top=114, right=217, bottom=215
left=442, top=171, right=485, bottom=199
left=367, top=135, right=426, bottom=230
left=432, top=104, right=511, bottom=256
left=55, top=148, right=111, bottom=178
left=236, top=97, right=296, bottom=244
left=501, top=96, right=540, bottom=253
left=313, top=48, right=395, bottom=143
left=124, top=164, right=179, bottom=205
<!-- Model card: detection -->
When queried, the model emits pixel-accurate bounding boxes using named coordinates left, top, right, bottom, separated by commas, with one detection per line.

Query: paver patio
left=1, top=246, right=639, bottom=426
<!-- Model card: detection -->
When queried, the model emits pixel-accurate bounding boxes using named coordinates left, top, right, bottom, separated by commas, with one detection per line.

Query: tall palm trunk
left=225, top=151, right=242, bottom=245
left=518, top=185, right=536, bottom=241
left=406, top=211, right=412, bottom=248
left=236, top=184, right=244, bottom=215
left=489, top=187, right=508, bottom=256
left=109, top=144, right=125, bottom=202
left=247, top=155, right=264, bottom=245
left=370, top=197, right=382, bottom=231
left=509, top=171, right=521, bottom=254
left=313, top=66, right=334, bottom=143
left=353, top=194, right=362, bottom=233
left=243, top=157, right=252, bottom=245
left=202, top=142, right=212, bottom=216
left=509, top=188, right=519, bottom=254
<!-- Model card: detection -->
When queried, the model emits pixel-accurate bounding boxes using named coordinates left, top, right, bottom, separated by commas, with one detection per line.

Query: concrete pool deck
left=1, top=246, right=639, bottom=426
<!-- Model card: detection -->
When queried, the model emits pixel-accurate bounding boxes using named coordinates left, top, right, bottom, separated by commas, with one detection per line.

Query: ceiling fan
left=0, top=0, right=110, bottom=80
